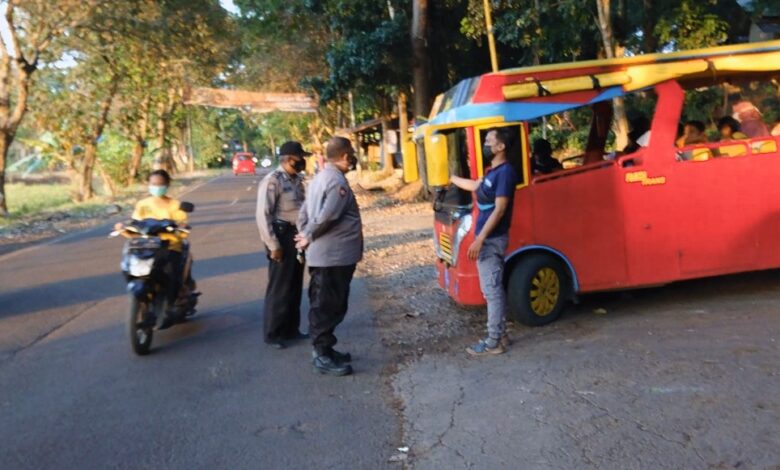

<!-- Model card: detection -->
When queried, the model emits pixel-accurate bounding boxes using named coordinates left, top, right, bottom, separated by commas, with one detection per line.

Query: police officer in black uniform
left=256, top=141, right=310, bottom=348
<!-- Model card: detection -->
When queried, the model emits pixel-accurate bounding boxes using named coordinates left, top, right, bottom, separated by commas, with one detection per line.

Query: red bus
left=419, top=40, right=780, bottom=326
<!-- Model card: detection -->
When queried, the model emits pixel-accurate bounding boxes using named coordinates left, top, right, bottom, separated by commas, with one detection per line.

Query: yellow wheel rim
left=529, top=267, right=560, bottom=316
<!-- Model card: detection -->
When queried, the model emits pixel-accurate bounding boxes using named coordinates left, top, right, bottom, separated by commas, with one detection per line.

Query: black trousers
left=308, top=264, right=356, bottom=356
left=264, top=223, right=304, bottom=343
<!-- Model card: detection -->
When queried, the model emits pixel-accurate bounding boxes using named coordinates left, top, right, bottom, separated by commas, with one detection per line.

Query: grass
left=0, top=170, right=220, bottom=228
left=5, top=183, right=72, bottom=219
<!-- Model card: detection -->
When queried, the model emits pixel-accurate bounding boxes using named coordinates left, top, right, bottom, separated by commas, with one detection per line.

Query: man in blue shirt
left=451, top=127, right=519, bottom=355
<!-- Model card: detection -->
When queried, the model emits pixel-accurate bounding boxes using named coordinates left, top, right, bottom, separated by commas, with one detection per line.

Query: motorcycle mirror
left=179, top=202, right=195, bottom=213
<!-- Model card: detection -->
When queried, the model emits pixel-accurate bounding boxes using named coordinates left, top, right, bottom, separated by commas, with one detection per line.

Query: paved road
left=0, top=173, right=398, bottom=469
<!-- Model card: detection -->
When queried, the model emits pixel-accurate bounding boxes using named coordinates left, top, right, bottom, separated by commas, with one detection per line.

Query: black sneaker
left=313, top=355, right=353, bottom=376
left=310, top=349, right=352, bottom=364
left=330, top=349, right=352, bottom=363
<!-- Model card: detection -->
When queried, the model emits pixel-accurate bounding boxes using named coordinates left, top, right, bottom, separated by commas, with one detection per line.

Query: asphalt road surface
left=0, top=173, right=398, bottom=469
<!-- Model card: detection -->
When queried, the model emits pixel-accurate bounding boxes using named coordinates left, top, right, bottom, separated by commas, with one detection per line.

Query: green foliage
left=682, top=87, right=726, bottom=125
left=189, top=107, right=227, bottom=168
left=654, top=0, right=729, bottom=50
left=97, top=130, right=136, bottom=183
left=462, top=0, right=600, bottom=65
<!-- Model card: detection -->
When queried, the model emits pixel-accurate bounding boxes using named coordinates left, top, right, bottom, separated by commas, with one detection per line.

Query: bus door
left=614, top=82, right=681, bottom=287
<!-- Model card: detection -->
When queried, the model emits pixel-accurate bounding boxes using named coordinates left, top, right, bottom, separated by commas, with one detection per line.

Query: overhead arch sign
left=183, top=87, right=317, bottom=113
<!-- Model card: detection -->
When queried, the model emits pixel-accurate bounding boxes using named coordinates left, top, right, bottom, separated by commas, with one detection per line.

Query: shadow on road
left=0, top=251, right=266, bottom=319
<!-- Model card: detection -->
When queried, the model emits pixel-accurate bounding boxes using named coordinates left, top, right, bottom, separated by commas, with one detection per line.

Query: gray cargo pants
left=476, top=235, right=508, bottom=339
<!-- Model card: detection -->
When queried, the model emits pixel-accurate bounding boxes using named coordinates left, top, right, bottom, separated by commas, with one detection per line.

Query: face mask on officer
left=292, top=157, right=306, bottom=173
left=347, top=152, right=358, bottom=171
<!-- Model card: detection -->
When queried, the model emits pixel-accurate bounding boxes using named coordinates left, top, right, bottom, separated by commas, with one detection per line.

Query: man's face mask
left=292, top=158, right=306, bottom=173
left=149, top=185, right=168, bottom=197
left=347, top=152, right=358, bottom=171
left=482, top=143, right=495, bottom=161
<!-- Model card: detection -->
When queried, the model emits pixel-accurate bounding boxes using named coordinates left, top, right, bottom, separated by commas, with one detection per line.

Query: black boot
left=313, top=354, right=353, bottom=376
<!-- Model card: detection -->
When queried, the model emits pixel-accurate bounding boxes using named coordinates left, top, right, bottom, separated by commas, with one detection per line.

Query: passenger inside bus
left=717, top=116, right=748, bottom=141
left=730, top=93, right=769, bottom=138
left=531, top=138, right=562, bottom=175
left=676, top=120, right=707, bottom=148
left=771, top=119, right=780, bottom=137
left=622, top=116, right=651, bottom=154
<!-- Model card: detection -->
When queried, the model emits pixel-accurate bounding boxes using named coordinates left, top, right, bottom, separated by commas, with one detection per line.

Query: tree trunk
left=532, top=0, right=541, bottom=65
left=155, top=101, right=171, bottom=173
left=96, top=159, right=117, bottom=198
left=411, top=0, right=431, bottom=121
left=129, top=139, right=144, bottom=185
left=0, top=133, right=10, bottom=216
left=154, top=89, right=177, bottom=173
left=186, top=108, right=195, bottom=173
left=78, top=75, right=119, bottom=201
left=642, top=0, right=657, bottom=53
left=128, top=97, right=150, bottom=185
left=595, top=0, right=629, bottom=150
left=0, top=55, right=34, bottom=217
left=412, top=0, right=431, bottom=191
left=79, top=144, right=97, bottom=201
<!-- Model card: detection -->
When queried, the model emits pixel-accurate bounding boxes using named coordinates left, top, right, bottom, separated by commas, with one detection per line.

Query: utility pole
left=483, top=0, right=499, bottom=72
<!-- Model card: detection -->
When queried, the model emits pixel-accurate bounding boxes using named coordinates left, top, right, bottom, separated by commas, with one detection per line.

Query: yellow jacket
left=131, top=196, right=189, bottom=251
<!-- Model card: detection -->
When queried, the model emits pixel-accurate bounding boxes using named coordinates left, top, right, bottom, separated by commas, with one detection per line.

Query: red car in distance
left=232, top=152, right=256, bottom=176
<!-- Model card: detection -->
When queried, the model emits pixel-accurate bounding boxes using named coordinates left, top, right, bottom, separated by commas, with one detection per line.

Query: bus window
left=477, top=125, right=525, bottom=185
left=437, top=128, right=472, bottom=209
left=527, top=89, right=658, bottom=168
left=676, top=77, right=780, bottom=162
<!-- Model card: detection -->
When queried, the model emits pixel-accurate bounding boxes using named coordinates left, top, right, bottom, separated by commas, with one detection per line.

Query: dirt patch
left=356, top=180, right=488, bottom=359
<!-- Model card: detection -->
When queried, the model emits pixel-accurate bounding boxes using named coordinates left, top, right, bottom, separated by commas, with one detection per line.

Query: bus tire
left=507, top=254, right=569, bottom=326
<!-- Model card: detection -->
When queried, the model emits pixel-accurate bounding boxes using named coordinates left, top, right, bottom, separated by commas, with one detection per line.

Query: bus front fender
left=504, top=245, right=580, bottom=294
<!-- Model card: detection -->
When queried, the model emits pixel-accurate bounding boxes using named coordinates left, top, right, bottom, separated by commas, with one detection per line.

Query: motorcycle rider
left=115, top=170, right=192, bottom=329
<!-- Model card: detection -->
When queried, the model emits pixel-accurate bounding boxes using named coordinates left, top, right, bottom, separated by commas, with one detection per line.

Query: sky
left=220, top=0, right=240, bottom=15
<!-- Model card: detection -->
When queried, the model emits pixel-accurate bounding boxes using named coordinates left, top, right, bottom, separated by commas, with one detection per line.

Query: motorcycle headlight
left=128, top=257, right=155, bottom=277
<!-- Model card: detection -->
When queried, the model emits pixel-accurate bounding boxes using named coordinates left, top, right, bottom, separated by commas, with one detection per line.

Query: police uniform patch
left=339, top=187, right=347, bottom=197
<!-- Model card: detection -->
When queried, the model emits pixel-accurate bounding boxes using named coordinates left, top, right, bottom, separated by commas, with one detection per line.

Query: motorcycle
left=110, top=202, right=198, bottom=355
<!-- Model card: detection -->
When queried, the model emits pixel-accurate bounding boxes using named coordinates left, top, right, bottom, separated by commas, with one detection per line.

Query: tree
left=0, top=0, right=107, bottom=215
left=654, top=0, right=730, bottom=50
left=595, top=0, right=629, bottom=150
left=412, top=0, right=431, bottom=121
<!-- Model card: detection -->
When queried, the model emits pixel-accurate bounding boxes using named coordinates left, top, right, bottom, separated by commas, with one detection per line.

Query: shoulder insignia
left=339, top=186, right=347, bottom=197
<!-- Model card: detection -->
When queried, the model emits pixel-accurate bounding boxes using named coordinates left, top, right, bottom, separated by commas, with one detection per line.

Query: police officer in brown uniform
left=256, top=141, right=310, bottom=348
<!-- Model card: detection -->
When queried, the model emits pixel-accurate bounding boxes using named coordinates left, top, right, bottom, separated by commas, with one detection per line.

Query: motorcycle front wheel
left=129, top=297, right=154, bottom=355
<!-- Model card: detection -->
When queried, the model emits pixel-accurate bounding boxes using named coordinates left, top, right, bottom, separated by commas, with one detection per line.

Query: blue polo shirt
left=475, top=162, right=519, bottom=238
